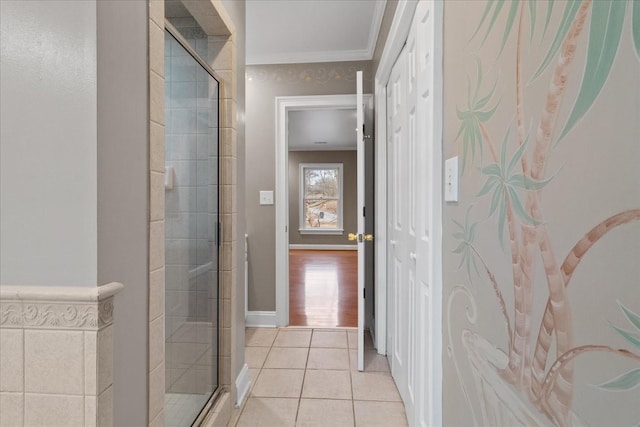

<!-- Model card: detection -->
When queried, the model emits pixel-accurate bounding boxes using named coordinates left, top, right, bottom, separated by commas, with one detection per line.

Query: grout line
left=259, top=342, right=272, bottom=371
left=82, top=330, right=86, bottom=426
left=349, top=336, right=356, bottom=427
left=294, top=330, right=312, bottom=425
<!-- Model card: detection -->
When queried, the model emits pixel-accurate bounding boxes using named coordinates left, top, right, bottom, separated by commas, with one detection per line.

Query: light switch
left=444, top=156, right=458, bottom=202
left=260, top=190, right=274, bottom=205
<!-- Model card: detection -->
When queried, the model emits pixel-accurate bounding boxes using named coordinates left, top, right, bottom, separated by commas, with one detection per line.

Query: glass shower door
left=164, top=28, right=220, bottom=427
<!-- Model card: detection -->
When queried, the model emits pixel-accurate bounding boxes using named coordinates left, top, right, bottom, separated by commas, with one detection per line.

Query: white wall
left=0, top=0, right=98, bottom=286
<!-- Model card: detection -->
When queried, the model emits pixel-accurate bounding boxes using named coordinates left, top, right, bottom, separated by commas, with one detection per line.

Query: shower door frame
left=164, top=19, right=224, bottom=426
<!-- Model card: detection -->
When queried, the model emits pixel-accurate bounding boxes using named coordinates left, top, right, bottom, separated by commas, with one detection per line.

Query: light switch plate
left=259, top=190, right=274, bottom=205
left=444, top=156, right=459, bottom=202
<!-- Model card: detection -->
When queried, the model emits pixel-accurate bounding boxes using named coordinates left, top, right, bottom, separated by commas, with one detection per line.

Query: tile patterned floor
left=234, top=328, right=408, bottom=427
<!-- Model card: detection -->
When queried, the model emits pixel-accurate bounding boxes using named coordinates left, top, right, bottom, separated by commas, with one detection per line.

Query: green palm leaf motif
left=477, top=128, right=551, bottom=246
left=471, top=0, right=525, bottom=56
left=529, top=0, right=581, bottom=83
left=599, top=302, right=640, bottom=391
left=455, top=60, right=500, bottom=173
left=452, top=206, right=481, bottom=281
left=541, top=0, right=556, bottom=42
left=620, top=302, right=640, bottom=330
left=527, top=0, right=537, bottom=42
left=598, top=368, right=640, bottom=390
left=558, top=0, right=627, bottom=140
left=611, top=301, right=640, bottom=350
left=471, top=1, right=563, bottom=55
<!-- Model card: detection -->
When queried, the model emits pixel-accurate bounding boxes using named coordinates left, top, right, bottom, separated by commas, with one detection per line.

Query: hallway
left=234, top=328, right=408, bottom=426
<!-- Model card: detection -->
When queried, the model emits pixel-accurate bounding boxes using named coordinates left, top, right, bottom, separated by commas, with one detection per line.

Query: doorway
left=275, top=95, right=367, bottom=327
left=285, top=106, right=359, bottom=327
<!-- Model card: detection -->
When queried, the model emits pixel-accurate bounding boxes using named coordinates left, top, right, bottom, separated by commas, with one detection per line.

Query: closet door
left=386, top=1, right=441, bottom=425
left=386, top=42, right=412, bottom=423
left=414, top=1, right=439, bottom=426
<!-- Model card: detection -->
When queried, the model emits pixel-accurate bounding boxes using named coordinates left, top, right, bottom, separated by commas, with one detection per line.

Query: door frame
left=374, top=0, right=444, bottom=425
left=275, top=94, right=373, bottom=328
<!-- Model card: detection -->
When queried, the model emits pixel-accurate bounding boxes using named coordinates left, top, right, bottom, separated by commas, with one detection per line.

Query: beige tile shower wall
left=148, top=2, right=165, bottom=427
left=0, top=283, right=123, bottom=427
left=214, top=31, right=237, bottom=392
left=145, top=1, right=239, bottom=425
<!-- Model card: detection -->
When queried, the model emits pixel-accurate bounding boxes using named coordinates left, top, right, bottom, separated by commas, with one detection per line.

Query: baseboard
left=235, top=364, right=251, bottom=408
left=245, top=311, right=277, bottom=327
left=289, top=244, right=357, bottom=250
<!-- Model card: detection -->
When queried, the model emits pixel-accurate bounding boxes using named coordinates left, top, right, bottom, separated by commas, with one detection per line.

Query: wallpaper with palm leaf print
left=442, top=1, right=640, bottom=426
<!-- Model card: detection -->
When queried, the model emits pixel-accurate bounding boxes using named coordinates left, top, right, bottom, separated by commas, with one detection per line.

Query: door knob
left=409, top=252, right=417, bottom=261
left=390, top=240, right=397, bottom=246
left=363, top=234, right=374, bottom=241
left=348, top=233, right=359, bottom=241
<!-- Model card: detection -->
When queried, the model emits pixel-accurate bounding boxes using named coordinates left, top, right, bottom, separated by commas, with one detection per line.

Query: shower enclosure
left=163, top=15, right=221, bottom=427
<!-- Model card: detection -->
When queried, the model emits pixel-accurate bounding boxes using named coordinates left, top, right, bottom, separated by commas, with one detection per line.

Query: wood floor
left=289, top=250, right=357, bottom=327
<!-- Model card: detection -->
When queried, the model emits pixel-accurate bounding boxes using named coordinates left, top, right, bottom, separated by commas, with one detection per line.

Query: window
left=299, top=163, right=343, bottom=234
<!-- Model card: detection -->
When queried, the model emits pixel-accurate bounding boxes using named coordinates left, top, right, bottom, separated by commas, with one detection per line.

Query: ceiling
left=288, top=109, right=357, bottom=151
left=246, top=0, right=386, bottom=65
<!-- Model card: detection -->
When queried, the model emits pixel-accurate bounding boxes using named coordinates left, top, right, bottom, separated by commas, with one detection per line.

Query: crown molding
left=247, top=0, right=387, bottom=66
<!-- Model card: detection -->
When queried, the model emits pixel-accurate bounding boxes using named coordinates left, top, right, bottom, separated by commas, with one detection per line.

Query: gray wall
left=96, top=2, right=149, bottom=425
left=288, top=151, right=357, bottom=246
left=0, top=0, right=98, bottom=286
left=245, top=61, right=372, bottom=311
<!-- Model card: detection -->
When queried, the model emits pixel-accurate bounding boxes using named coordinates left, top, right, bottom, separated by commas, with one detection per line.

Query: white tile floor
left=234, top=328, right=408, bottom=427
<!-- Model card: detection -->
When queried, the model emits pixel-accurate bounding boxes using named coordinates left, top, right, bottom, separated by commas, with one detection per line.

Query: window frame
left=298, top=163, right=344, bottom=235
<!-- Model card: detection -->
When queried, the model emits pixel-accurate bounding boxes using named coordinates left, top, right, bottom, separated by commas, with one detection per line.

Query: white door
left=386, top=44, right=411, bottom=417
left=364, top=94, right=376, bottom=344
left=385, top=1, right=441, bottom=425
left=356, top=71, right=365, bottom=371
left=414, top=3, right=441, bottom=425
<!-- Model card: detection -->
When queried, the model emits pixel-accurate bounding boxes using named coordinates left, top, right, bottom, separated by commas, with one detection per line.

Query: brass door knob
left=348, top=233, right=358, bottom=241
left=363, top=234, right=374, bottom=241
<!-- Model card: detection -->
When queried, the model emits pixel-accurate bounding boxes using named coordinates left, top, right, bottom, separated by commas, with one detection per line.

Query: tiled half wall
left=0, top=282, right=124, bottom=427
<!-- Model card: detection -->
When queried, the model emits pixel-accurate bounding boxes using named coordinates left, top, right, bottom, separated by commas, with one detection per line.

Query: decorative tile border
left=0, top=302, right=21, bottom=326
left=0, top=283, right=123, bottom=330
left=23, top=302, right=98, bottom=329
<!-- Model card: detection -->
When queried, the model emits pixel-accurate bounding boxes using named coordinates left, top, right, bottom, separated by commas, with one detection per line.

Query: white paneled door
left=356, top=71, right=365, bottom=371
left=385, top=1, right=441, bottom=426
left=387, top=41, right=412, bottom=420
